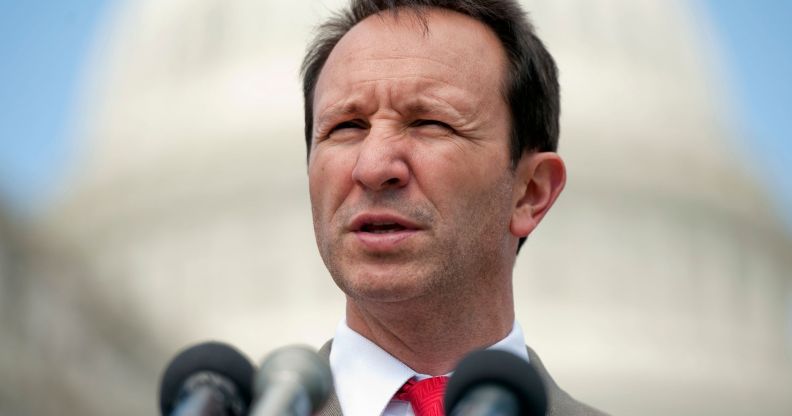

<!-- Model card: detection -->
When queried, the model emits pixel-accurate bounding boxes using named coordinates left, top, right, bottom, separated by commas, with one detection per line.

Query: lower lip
left=353, top=229, right=419, bottom=251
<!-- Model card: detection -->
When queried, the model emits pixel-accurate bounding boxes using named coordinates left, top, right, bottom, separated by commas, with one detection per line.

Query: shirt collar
left=329, top=319, right=529, bottom=416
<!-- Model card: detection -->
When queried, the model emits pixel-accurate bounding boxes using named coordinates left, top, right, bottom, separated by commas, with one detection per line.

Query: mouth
left=350, top=213, right=420, bottom=233
left=350, top=214, right=420, bottom=251
left=359, top=222, right=409, bottom=234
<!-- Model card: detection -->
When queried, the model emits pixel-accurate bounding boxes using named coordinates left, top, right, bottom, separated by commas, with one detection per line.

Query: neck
left=345, top=279, right=514, bottom=375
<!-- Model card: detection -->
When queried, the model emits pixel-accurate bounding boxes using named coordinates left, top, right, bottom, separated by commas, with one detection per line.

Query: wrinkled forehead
left=314, top=8, right=508, bottom=108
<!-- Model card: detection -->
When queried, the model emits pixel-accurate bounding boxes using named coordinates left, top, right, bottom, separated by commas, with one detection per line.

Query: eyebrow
left=399, top=95, right=466, bottom=122
left=314, top=92, right=469, bottom=132
left=315, top=103, right=362, bottom=130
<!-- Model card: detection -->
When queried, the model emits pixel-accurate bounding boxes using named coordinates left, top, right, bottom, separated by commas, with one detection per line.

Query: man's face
left=308, top=9, right=519, bottom=303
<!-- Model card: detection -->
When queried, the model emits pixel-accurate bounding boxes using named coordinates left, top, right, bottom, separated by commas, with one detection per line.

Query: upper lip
left=348, top=212, right=422, bottom=232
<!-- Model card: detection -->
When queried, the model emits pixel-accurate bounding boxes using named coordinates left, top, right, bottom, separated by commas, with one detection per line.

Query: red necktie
left=395, top=376, right=449, bottom=416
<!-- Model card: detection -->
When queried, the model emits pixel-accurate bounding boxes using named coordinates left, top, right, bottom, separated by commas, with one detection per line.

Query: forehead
left=314, top=8, right=508, bottom=112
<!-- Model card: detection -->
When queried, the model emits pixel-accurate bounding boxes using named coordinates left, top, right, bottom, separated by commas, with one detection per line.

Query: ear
left=509, top=152, right=566, bottom=238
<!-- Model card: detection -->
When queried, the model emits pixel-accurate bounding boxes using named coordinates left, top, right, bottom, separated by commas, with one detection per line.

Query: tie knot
left=395, top=376, right=449, bottom=416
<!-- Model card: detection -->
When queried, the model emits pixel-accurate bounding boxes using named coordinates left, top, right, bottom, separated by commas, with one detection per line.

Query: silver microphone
left=250, top=345, right=334, bottom=416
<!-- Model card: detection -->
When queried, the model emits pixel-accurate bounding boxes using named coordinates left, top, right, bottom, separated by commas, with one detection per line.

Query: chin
left=332, top=267, right=433, bottom=303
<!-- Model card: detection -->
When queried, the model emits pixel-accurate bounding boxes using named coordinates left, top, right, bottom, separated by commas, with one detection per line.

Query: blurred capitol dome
left=39, top=0, right=791, bottom=415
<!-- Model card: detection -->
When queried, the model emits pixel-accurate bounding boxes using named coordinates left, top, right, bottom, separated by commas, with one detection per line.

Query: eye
left=411, top=119, right=453, bottom=131
left=329, top=120, right=367, bottom=134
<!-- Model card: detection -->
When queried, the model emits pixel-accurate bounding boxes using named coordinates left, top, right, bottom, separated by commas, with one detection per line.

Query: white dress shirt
left=329, top=319, right=530, bottom=416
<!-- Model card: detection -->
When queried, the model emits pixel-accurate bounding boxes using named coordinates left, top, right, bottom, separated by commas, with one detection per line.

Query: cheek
left=425, top=146, right=514, bottom=222
left=307, top=160, right=322, bottom=207
left=419, top=143, right=509, bottom=192
left=308, top=149, right=355, bottom=216
left=308, top=151, right=331, bottom=212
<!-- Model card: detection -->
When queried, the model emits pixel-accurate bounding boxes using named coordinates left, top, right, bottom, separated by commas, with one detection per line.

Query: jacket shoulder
left=527, top=346, right=609, bottom=416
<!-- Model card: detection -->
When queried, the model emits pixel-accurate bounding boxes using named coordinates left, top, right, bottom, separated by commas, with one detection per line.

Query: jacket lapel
left=316, top=341, right=342, bottom=416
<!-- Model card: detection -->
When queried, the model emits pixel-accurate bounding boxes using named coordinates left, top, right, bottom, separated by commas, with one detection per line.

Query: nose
left=351, top=130, right=410, bottom=191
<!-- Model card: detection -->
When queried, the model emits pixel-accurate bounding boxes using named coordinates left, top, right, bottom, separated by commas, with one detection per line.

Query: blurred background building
left=1, top=0, right=791, bottom=415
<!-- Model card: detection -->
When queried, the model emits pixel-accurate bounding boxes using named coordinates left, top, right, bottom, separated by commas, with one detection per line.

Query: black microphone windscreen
left=445, top=349, right=547, bottom=416
left=159, top=341, right=255, bottom=415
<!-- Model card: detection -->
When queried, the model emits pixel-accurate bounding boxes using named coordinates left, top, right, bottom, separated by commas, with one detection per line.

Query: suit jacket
left=315, top=340, right=607, bottom=416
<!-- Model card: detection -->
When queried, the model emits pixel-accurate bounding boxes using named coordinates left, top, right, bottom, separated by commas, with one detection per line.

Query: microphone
left=445, top=349, right=547, bottom=416
left=250, top=345, right=334, bottom=416
left=159, top=341, right=255, bottom=416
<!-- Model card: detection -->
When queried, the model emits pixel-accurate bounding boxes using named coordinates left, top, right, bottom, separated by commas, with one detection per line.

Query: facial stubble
left=313, top=171, right=517, bottom=306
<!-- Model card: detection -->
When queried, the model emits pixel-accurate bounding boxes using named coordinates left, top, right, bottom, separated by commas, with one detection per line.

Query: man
left=301, top=0, right=605, bottom=415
